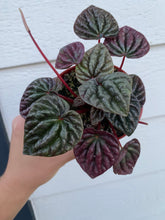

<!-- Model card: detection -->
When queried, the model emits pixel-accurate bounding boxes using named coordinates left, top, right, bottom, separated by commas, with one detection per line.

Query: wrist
left=1, top=171, right=36, bottom=198
left=0, top=174, right=34, bottom=220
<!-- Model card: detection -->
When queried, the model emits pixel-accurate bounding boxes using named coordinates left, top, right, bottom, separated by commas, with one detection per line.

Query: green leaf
left=74, top=5, right=119, bottom=40
left=113, top=139, right=140, bottom=175
left=72, top=96, right=85, bottom=108
left=130, top=74, right=146, bottom=106
left=90, top=107, right=105, bottom=125
left=76, top=43, right=114, bottom=83
left=20, top=77, right=63, bottom=118
left=24, top=94, right=83, bottom=156
left=78, top=72, right=132, bottom=116
left=106, top=96, right=141, bottom=136
left=74, top=128, right=120, bottom=178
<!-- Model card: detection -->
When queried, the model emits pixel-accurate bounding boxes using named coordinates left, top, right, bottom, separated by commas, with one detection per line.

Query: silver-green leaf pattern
left=130, top=74, right=146, bottom=106
left=76, top=43, right=114, bottom=83
left=24, top=94, right=83, bottom=156
left=78, top=72, right=132, bottom=116
left=90, top=107, right=105, bottom=125
left=106, top=96, right=141, bottom=136
left=20, top=77, right=63, bottom=118
left=74, top=5, right=119, bottom=40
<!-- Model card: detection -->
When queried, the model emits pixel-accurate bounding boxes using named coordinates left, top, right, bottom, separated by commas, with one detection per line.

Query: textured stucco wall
left=0, top=0, right=165, bottom=219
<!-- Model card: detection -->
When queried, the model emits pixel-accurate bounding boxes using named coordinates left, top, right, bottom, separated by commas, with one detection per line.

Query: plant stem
left=97, top=122, right=101, bottom=130
left=57, top=94, right=74, bottom=103
left=119, top=56, right=126, bottom=70
left=138, top=121, right=148, bottom=125
left=108, top=122, right=122, bottom=149
left=19, top=9, right=77, bottom=97
left=76, top=108, right=90, bottom=114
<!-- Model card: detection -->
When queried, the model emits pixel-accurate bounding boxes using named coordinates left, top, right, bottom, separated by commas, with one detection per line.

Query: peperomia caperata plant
left=19, top=5, right=149, bottom=178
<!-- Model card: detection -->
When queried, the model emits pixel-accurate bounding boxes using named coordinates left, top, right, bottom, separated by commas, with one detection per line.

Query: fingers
left=12, top=115, right=25, bottom=136
left=10, top=115, right=25, bottom=153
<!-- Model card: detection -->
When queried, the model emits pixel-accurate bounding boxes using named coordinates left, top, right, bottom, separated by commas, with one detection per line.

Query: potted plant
left=19, top=5, right=149, bottom=178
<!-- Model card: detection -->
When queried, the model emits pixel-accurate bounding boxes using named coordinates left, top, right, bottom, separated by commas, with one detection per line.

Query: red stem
left=97, top=122, right=101, bottom=130
left=109, top=122, right=123, bottom=148
left=119, top=56, right=126, bottom=71
left=57, top=94, right=74, bottom=103
left=98, top=39, right=101, bottom=43
left=76, top=108, right=89, bottom=114
left=19, top=9, right=77, bottom=97
left=108, top=122, right=123, bottom=149
left=138, top=121, right=148, bottom=125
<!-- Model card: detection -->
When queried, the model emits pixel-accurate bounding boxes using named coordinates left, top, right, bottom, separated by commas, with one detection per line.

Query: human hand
left=0, top=115, right=75, bottom=220
left=3, top=115, right=75, bottom=192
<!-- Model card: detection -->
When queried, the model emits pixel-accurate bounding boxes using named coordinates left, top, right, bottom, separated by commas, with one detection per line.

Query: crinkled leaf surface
left=106, top=96, right=141, bottom=136
left=78, top=72, right=132, bottom=116
left=90, top=107, right=105, bottom=125
left=55, top=42, right=85, bottom=69
left=74, top=128, right=120, bottom=178
left=131, top=74, right=146, bottom=106
left=104, top=26, right=150, bottom=58
left=20, top=77, right=62, bottom=118
left=24, top=94, right=83, bottom=156
left=76, top=43, right=114, bottom=83
left=113, top=139, right=140, bottom=175
left=72, top=96, right=85, bottom=108
left=74, top=5, right=119, bottom=40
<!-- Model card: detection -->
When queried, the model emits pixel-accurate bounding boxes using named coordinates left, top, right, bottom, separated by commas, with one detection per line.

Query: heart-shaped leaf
left=76, top=43, right=114, bottom=84
left=106, top=96, right=141, bottom=136
left=78, top=72, right=132, bottom=116
left=24, top=94, right=83, bottom=156
left=130, top=74, right=146, bottom=106
left=74, top=128, right=120, bottom=178
left=20, top=77, right=63, bottom=118
left=74, top=5, right=119, bottom=40
left=113, top=139, right=140, bottom=175
left=90, top=107, right=105, bottom=125
left=104, top=26, right=150, bottom=58
left=55, top=42, right=85, bottom=69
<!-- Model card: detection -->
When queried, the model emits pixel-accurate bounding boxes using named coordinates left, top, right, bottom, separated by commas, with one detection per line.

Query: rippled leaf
left=72, top=96, right=85, bottom=108
left=76, top=43, right=114, bottom=83
left=90, top=107, right=105, bottom=125
left=131, top=74, right=146, bottom=106
left=74, top=5, right=119, bottom=40
left=55, top=42, right=85, bottom=69
left=113, top=139, right=140, bottom=175
left=104, top=26, right=150, bottom=58
left=74, top=128, right=120, bottom=178
left=20, top=77, right=62, bottom=118
left=24, top=94, right=83, bottom=156
left=79, top=72, right=132, bottom=116
left=106, top=96, right=141, bottom=136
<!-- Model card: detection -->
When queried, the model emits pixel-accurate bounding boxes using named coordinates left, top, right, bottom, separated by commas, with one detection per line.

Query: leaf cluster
left=20, top=5, right=149, bottom=178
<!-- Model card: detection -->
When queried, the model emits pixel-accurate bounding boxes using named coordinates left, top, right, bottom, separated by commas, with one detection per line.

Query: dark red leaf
left=55, top=42, right=85, bottom=69
left=113, top=139, right=140, bottom=175
left=74, top=128, right=120, bottom=178
left=104, top=26, right=150, bottom=58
